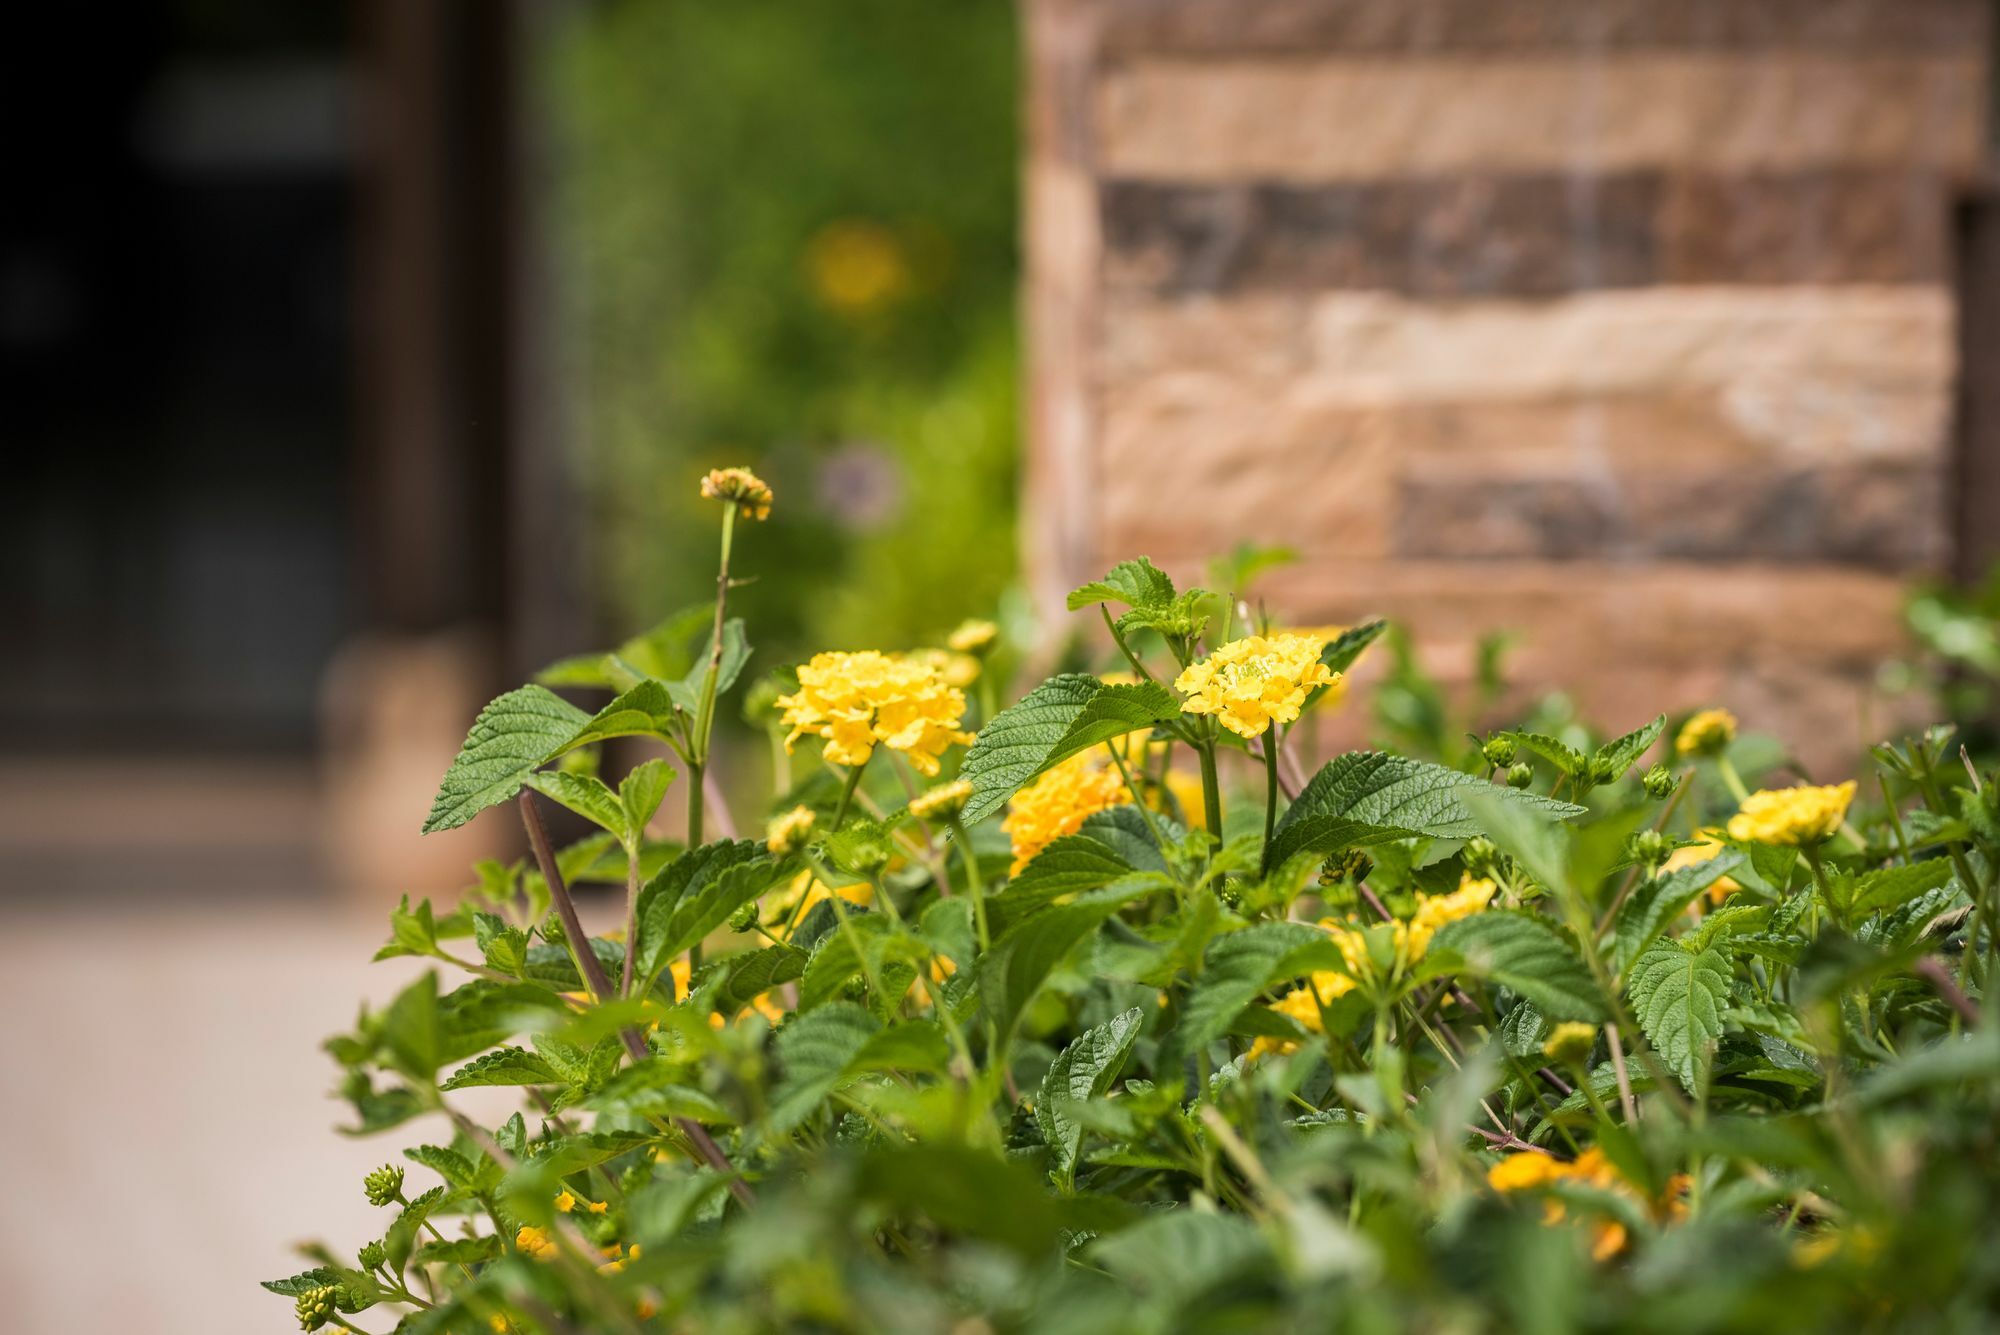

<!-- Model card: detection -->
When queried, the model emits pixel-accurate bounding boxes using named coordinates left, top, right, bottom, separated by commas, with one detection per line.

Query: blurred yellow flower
left=515, top=1226, right=556, bottom=1261
left=770, top=869, right=873, bottom=940
left=766, top=804, right=816, bottom=856
left=911, top=647, right=981, bottom=689
left=1663, top=829, right=1740, bottom=905
left=1002, top=752, right=1129, bottom=872
left=1174, top=633, right=1335, bottom=739
left=946, top=619, right=998, bottom=656
left=698, top=466, right=773, bottom=521
left=1488, top=1147, right=1686, bottom=1262
left=806, top=219, right=910, bottom=314
left=1541, top=1021, right=1598, bottom=1065
left=1726, top=782, right=1856, bottom=847
left=1675, top=708, right=1737, bottom=757
left=908, top=778, right=973, bottom=822
left=777, top=650, right=975, bottom=777
left=1162, top=769, right=1205, bottom=830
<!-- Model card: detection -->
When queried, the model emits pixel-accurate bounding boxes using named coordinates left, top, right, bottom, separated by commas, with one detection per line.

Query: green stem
left=1197, top=733, right=1225, bottom=845
left=687, top=758, right=705, bottom=849
left=950, top=812, right=991, bottom=951
left=832, top=756, right=870, bottom=827
left=1259, top=729, right=1281, bottom=878
left=1716, top=755, right=1752, bottom=805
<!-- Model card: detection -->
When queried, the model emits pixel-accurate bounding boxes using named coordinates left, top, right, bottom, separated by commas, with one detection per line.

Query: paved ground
left=0, top=905, right=461, bottom=1334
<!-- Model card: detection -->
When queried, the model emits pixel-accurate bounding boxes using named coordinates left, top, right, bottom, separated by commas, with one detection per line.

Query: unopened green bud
left=1319, top=849, right=1373, bottom=886
left=727, top=901, right=760, bottom=933
left=1506, top=762, right=1534, bottom=789
left=539, top=911, right=567, bottom=947
left=363, top=1163, right=404, bottom=1207
left=296, top=1286, right=338, bottom=1331
left=1641, top=763, right=1676, bottom=800
left=1589, top=756, right=1619, bottom=785
left=1460, top=836, right=1500, bottom=879
left=1481, top=735, right=1518, bottom=768
left=1627, top=830, right=1672, bottom=866
left=357, top=1239, right=386, bottom=1271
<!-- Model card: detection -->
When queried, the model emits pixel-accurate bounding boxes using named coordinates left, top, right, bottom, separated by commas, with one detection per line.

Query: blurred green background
left=553, top=0, right=1022, bottom=661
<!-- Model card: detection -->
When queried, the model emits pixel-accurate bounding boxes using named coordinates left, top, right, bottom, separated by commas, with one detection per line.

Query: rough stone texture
left=1023, top=0, right=1985, bottom=770
left=1098, top=55, right=1984, bottom=183
left=1098, top=0, right=1985, bottom=58
left=1104, top=170, right=1947, bottom=297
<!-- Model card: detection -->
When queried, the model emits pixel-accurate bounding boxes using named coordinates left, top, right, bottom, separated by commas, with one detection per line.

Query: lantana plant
left=271, top=466, right=2000, bottom=1333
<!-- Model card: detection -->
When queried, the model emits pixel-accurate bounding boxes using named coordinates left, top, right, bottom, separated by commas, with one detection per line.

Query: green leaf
left=1611, top=852, right=1747, bottom=973
left=1066, top=556, right=1177, bottom=612
left=978, top=883, right=1150, bottom=1039
left=1593, top=714, right=1667, bottom=781
left=1626, top=941, right=1732, bottom=1092
left=1847, top=859, right=1954, bottom=919
left=1269, top=752, right=1584, bottom=867
left=632, top=841, right=791, bottom=989
left=1319, top=619, right=1387, bottom=675
left=472, top=912, right=529, bottom=977
left=1037, top=1007, right=1143, bottom=1190
left=619, top=759, right=676, bottom=840
left=523, top=770, right=627, bottom=837
left=799, top=911, right=925, bottom=1014
left=424, top=686, right=593, bottom=834
left=714, top=945, right=808, bottom=1014
left=587, top=1060, right=734, bottom=1123
left=768, top=1002, right=881, bottom=1133
left=412, top=1236, right=501, bottom=1266
left=378, top=972, right=443, bottom=1082
left=670, top=618, right=750, bottom=715
left=535, top=604, right=712, bottom=690
left=439, top=1046, right=561, bottom=1091
left=1500, top=730, right=1587, bottom=778
left=384, top=1185, right=448, bottom=1271
left=960, top=675, right=1182, bottom=826
left=988, top=834, right=1137, bottom=934
left=261, top=1268, right=387, bottom=1312
left=403, top=1144, right=479, bottom=1191
left=566, top=679, right=683, bottom=751
left=1430, top=912, right=1605, bottom=1021
left=1088, top=1210, right=1273, bottom=1304
left=1078, top=805, right=1172, bottom=874
left=1116, top=588, right=1208, bottom=639
left=1177, top=921, right=1331, bottom=1057
left=376, top=896, right=449, bottom=963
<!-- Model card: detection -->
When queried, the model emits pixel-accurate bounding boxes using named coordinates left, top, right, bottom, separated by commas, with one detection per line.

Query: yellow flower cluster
left=910, top=647, right=981, bottom=688
left=765, top=805, right=816, bottom=856
left=1488, top=1148, right=1690, bottom=1261
left=1663, top=829, right=1740, bottom=906
left=1174, top=633, right=1335, bottom=739
left=908, top=778, right=973, bottom=822
left=946, top=618, right=998, bottom=656
left=1726, top=781, right=1855, bottom=846
left=1249, top=876, right=1497, bottom=1060
left=1002, top=751, right=1129, bottom=872
left=1674, top=707, right=1737, bottom=757
left=515, top=1225, right=557, bottom=1260
left=777, top=650, right=975, bottom=777
left=699, top=466, right=773, bottom=521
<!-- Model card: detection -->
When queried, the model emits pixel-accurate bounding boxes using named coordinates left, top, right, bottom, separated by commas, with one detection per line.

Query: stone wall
left=1022, top=0, right=1989, bottom=770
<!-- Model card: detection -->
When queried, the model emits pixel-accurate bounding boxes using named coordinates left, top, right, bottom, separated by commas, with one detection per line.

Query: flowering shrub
left=270, top=469, right=2000, bottom=1333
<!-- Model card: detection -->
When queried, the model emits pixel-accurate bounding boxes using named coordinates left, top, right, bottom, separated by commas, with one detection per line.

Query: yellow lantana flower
left=908, top=779, right=973, bottom=822
left=699, top=466, right=774, bottom=521
left=1663, top=829, right=1740, bottom=906
left=946, top=618, right=999, bottom=656
left=1675, top=708, right=1737, bottom=757
left=1541, top=1021, right=1599, bottom=1065
left=776, top=650, right=975, bottom=777
left=1726, top=782, right=1856, bottom=847
left=515, top=1226, right=557, bottom=1261
left=1174, top=633, right=1335, bottom=739
left=766, top=805, right=816, bottom=856
left=1488, top=1148, right=1689, bottom=1262
left=1002, top=751, right=1129, bottom=872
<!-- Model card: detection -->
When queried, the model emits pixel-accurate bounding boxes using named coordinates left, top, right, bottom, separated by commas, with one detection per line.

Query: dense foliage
left=273, top=472, right=2000, bottom=1333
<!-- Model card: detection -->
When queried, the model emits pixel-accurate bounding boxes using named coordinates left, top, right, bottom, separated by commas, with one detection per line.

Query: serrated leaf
left=385, top=1185, right=448, bottom=1271
left=521, top=1131, right=655, bottom=1178
left=403, top=1144, right=478, bottom=1190
left=714, top=945, right=808, bottom=1014
left=261, top=1267, right=387, bottom=1311
left=1037, top=1007, right=1143, bottom=1189
left=535, top=604, right=712, bottom=690
left=961, top=676, right=1182, bottom=826
left=1500, top=730, right=1588, bottom=777
left=471, top=912, right=529, bottom=977
left=1269, top=752, right=1584, bottom=867
left=566, top=679, right=682, bottom=751
left=1066, top=557, right=1177, bottom=612
left=376, top=896, right=448, bottom=963
left=987, top=834, right=1138, bottom=935
left=1319, top=619, right=1387, bottom=675
left=632, top=841, right=791, bottom=990
left=1847, top=859, right=1953, bottom=919
left=424, top=686, right=593, bottom=834
left=1177, top=922, right=1331, bottom=1058
left=1088, top=1210, right=1273, bottom=1304
left=1593, top=714, right=1666, bottom=781
left=588, top=1059, right=734, bottom=1123
left=768, top=1002, right=881, bottom=1133
left=412, top=1236, right=501, bottom=1266
left=1611, top=851, right=1747, bottom=973
left=1626, top=941, right=1732, bottom=1092
left=1115, top=587, right=1208, bottom=639
left=523, top=770, right=626, bottom=837
left=439, top=1046, right=561, bottom=1091
left=1429, top=911, right=1605, bottom=1021
left=619, top=759, right=676, bottom=839
left=1077, top=805, right=1172, bottom=873
left=978, top=883, right=1151, bottom=1039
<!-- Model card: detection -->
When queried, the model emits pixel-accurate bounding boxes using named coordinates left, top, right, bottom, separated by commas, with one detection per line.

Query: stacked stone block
left=1024, top=0, right=1988, bottom=769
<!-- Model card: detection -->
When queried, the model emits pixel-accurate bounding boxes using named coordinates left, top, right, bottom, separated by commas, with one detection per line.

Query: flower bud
left=363, top=1164, right=404, bottom=1207
left=765, top=805, right=816, bottom=857
left=357, top=1239, right=386, bottom=1271
left=1541, top=1021, right=1599, bottom=1068
left=1460, top=836, right=1501, bottom=879
left=1641, top=763, right=1676, bottom=800
left=727, top=901, right=760, bottom=933
left=947, top=618, right=1000, bottom=657
left=296, top=1286, right=338, bottom=1331
left=1481, top=735, right=1518, bottom=768
left=1505, top=762, right=1534, bottom=789
left=1627, top=830, right=1672, bottom=866
left=1319, top=849, right=1373, bottom=887
left=539, top=911, right=567, bottom=947
left=1589, top=755, right=1620, bottom=786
